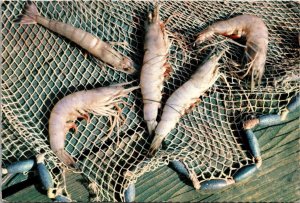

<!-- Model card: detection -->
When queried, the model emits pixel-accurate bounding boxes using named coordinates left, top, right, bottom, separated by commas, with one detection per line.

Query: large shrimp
left=140, top=4, right=171, bottom=135
left=149, top=50, right=225, bottom=156
left=195, top=15, right=268, bottom=91
left=49, top=84, right=138, bottom=167
left=15, top=2, right=135, bottom=74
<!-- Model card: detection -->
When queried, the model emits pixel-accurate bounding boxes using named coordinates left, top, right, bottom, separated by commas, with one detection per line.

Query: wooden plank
left=3, top=173, right=89, bottom=202
left=136, top=108, right=300, bottom=202
left=167, top=113, right=299, bottom=202
left=3, top=107, right=299, bottom=202
left=184, top=149, right=299, bottom=202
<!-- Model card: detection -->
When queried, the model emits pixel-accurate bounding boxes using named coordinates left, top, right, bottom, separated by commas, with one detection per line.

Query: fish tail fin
left=14, top=2, right=40, bottom=24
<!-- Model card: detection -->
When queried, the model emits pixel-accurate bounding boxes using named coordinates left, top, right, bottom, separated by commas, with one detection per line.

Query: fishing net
left=2, top=1, right=299, bottom=202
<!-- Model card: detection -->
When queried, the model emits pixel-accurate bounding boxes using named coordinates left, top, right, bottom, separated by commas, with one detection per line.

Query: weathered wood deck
left=3, top=107, right=299, bottom=202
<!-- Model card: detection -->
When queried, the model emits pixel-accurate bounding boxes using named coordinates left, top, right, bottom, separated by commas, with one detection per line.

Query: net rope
left=2, top=1, right=299, bottom=201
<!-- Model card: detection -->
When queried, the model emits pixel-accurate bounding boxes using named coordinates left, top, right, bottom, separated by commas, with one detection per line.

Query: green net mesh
left=2, top=1, right=299, bottom=201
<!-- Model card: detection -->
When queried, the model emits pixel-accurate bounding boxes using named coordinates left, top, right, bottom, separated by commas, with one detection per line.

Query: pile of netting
left=2, top=1, right=299, bottom=202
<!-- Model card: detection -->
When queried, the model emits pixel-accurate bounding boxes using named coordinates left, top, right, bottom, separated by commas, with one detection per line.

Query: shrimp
left=149, top=50, right=225, bottom=156
left=15, top=2, right=135, bottom=74
left=49, top=84, right=138, bottom=167
left=195, top=15, right=268, bottom=91
left=140, top=4, right=171, bottom=135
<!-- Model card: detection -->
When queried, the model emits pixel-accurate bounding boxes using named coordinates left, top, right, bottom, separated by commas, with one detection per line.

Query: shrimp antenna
left=215, top=48, right=227, bottom=61
left=110, top=80, right=139, bottom=87
left=203, top=46, right=227, bottom=63
left=196, top=36, right=246, bottom=54
left=142, top=98, right=162, bottom=104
